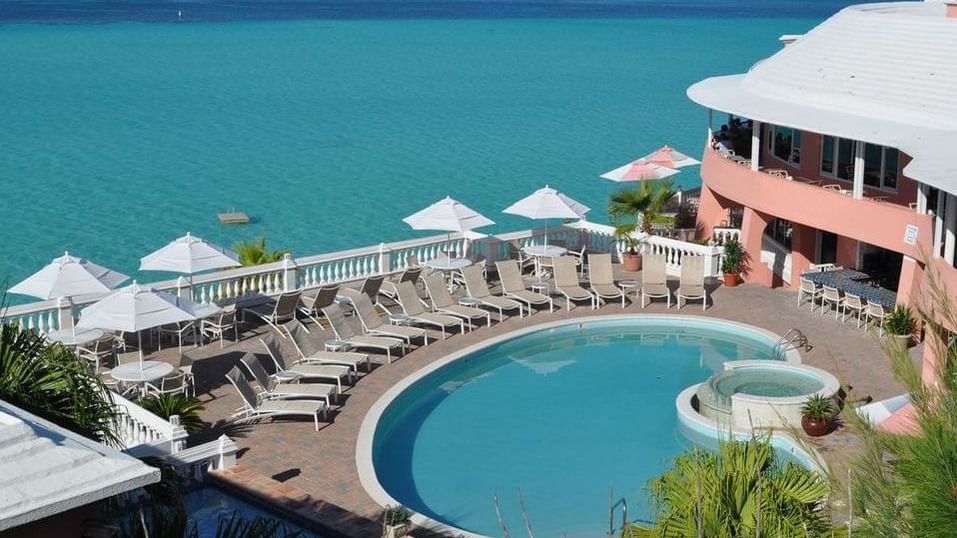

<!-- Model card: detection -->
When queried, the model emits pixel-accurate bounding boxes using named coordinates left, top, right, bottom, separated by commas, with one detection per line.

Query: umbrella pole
left=138, top=331, right=144, bottom=369
left=544, top=220, right=548, bottom=248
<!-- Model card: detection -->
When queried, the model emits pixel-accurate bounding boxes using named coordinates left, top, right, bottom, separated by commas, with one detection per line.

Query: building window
left=821, top=136, right=835, bottom=174
left=768, top=125, right=801, bottom=166
left=863, top=143, right=899, bottom=191
left=837, top=138, right=854, bottom=180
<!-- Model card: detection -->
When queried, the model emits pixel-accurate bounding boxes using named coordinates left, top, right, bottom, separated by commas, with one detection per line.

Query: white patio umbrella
left=402, top=197, right=495, bottom=260
left=77, top=281, right=199, bottom=363
left=502, top=185, right=590, bottom=246
left=600, top=159, right=680, bottom=183
left=8, top=251, right=128, bottom=300
left=140, top=232, right=240, bottom=275
left=640, top=145, right=701, bottom=169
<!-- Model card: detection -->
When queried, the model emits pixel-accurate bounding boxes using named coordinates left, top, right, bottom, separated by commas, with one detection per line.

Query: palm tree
left=0, top=321, right=118, bottom=444
left=847, top=268, right=957, bottom=538
left=624, top=436, right=840, bottom=538
left=608, top=179, right=678, bottom=235
left=139, top=392, right=206, bottom=433
left=234, top=237, right=290, bottom=267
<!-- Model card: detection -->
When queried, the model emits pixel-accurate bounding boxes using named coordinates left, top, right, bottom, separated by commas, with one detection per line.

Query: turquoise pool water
left=184, top=487, right=323, bottom=537
left=713, top=366, right=824, bottom=398
left=372, top=317, right=781, bottom=537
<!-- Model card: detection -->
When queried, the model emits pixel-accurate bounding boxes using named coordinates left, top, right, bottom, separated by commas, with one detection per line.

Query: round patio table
left=522, top=245, right=568, bottom=277
left=423, top=257, right=473, bottom=292
left=110, top=360, right=175, bottom=385
left=46, top=327, right=104, bottom=347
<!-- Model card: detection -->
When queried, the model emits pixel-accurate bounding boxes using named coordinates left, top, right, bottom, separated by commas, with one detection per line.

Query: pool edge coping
left=355, top=313, right=805, bottom=538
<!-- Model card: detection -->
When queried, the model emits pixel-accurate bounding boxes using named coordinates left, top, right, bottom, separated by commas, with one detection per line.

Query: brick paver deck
left=155, top=272, right=906, bottom=537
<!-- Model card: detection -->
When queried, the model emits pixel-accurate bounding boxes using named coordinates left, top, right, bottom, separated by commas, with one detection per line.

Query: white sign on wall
left=904, top=224, right=919, bottom=246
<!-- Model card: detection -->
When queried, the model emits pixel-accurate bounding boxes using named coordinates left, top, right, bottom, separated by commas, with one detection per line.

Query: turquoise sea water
left=0, top=3, right=841, bottom=291
left=372, top=318, right=780, bottom=536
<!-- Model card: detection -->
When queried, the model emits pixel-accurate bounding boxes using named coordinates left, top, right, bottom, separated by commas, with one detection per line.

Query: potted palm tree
left=720, top=236, right=745, bottom=287
left=608, top=180, right=677, bottom=272
left=800, top=393, right=836, bottom=437
left=382, top=505, right=411, bottom=538
left=884, top=305, right=915, bottom=348
left=233, top=237, right=291, bottom=266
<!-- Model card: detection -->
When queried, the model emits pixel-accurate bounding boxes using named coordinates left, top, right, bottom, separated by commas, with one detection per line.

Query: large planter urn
left=621, top=252, right=642, bottom=272
left=723, top=272, right=739, bottom=287
left=801, top=415, right=831, bottom=437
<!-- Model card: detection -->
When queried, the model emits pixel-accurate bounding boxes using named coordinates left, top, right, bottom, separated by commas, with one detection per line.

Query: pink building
left=686, top=1, right=957, bottom=404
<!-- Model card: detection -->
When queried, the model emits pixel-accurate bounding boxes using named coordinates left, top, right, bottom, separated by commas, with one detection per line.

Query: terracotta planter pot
left=723, top=272, right=739, bottom=287
left=801, top=416, right=831, bottom=437
left=621, top=252, right=642, bottom=272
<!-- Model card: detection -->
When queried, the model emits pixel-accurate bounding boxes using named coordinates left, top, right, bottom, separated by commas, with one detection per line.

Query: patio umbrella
left=8, top=251, right=128, bottom=300
left=502, top=185, right=590, bottom=246
left=77, top=281, right=199, bottom=363
left=640, top=145, right=701, bottom=169
left=403, top=197, right=495, bottom=260
left=140, top=232, right=240, bottom=275
left=600, top=159, right=679, bottom=183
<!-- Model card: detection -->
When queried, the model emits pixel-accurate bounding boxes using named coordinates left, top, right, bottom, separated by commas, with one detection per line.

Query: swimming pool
left=362, top=316, right=789, bottom=537
left=184, top=487, right=324, bottom=538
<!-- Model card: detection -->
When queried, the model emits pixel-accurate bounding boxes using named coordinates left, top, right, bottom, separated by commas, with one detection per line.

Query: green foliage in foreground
left=139, top=392, right=206, bottom=433
left=0, top=321, right=118, bottom=444
left=624, top=436, right=842, bottom=538
left=234, top=237, right=290, bottom=267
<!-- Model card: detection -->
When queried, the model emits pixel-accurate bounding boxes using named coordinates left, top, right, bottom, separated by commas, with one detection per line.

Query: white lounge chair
left=283, top=320, right=372, bottom=373
left=460, top=265, right=524, bottom=320
left=260, top=337, right=351, bottom=392
left=298, top=284, right=339, bottom=326
left=240, top=353, right=335, bottom=408
left=422, top=272, right=491, bottom=330
left=641, top=254, right=671, bottom=308
left=496, top=260, right=553, bottom=313
left=553, top=256, right=596, bottom=311
left=587, top=253, right=625, bottom=308
left=380, top=266, right=422, bottom=302
left=321, top=304, right=405, bottom=363
left=676, top=255, right=707, bottom=310
left=339, top=288, right=429, bottom=346
left=394, top=281, right=464, bottom=339
left=245, top=290, right=302, bottom=331
left=225, top=366, right=326, bottom=431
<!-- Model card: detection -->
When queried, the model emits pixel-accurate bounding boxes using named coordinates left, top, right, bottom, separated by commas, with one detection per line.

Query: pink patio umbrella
left=600, top=159, right=679, bottom=183
left=640, top=145, right=701, bottom=169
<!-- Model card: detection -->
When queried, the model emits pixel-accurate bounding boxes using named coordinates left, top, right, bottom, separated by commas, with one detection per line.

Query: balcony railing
left=111, top=390, right=188, bottom=457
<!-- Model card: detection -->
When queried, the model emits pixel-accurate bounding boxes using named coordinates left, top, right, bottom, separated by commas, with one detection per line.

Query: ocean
left=0, top=0, right=858, bottom=289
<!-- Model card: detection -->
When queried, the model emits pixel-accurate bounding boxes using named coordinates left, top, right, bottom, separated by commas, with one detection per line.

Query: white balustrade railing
left=2, top=221, right=726, bottom=332
left=166, top=434, right=239, bottom=480
left=712, top=226, right=741, bottom=245
left=111, top=391, right=187, bottom=456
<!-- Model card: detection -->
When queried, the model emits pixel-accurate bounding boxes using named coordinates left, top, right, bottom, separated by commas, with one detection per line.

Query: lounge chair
left=553, top=256, right=596, bottom=311
left=641, top=254, right=671, bottom=308
left=394, top=281, right=464, bottom=339
left=225, top=366, right=325, bottom=431
left=587, top=253, right=625, bottom=308
left=240, top=353, right=335, bottom=408
left=422, top=272, right=491, bottom=329
left=339, top=288, right=429, bottom=346
left=283, top=320, right=372, bottom=373
left=245, top=290, right=302, bottom=331
left=321, top=304, right=405, bottom=363
left=298, top=284, right=339, bottom=326
left=495, top=260, right=553, bottom=313
left=379, top=266, right=422, bottom=302
left=260, top=337, right=351, bottom=392
left=460, top=265, right=524, bottom=320
left=357, top=275, right=385, bottom=304
left=676, top=255, right=707, bottom=310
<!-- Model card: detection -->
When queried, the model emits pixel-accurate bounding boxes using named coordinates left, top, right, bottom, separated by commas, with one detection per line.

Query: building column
left=921, top=325, right=948, bottom=388
left=945, top=194, right=957, bottom=265
left=917, top=183, right=928, bottom=214
left=895, top=256, right=924, bottom=309
left=934, top=192, right=945, bottom=257
left=695, top=184, right=729, bottom=241
left=852, top=141, right=865, bottom=199
left=750, top=120, right=761, bottom=171
left=739, top=206, right=772, bottom=286
left=789, top=223, right=817, bottom=288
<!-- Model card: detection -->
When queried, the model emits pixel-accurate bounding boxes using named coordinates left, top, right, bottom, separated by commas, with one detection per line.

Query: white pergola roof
left=0, top=400, right=160, bottom=531
left=687, top=1, right=957, bottom=194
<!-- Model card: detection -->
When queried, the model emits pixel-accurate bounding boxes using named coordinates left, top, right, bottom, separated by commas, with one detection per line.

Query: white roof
left=687, top=1, right=957, bottom=194
left=0, top=400, right=159, bottom=531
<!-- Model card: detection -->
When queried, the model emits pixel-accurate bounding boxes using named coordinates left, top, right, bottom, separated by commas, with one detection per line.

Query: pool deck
left=169, top=270, right=909, bottom=537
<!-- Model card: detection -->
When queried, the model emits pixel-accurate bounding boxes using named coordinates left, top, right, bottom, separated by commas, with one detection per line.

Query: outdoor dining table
left=110, top=360, right=176, bottom=397
left=46, top=327, right=104, bottom=347
left=522, top=245, right=568, bottom=277
left=423, top=257, right=473, bottom=292
left=801, top=269, right=897, bottom=308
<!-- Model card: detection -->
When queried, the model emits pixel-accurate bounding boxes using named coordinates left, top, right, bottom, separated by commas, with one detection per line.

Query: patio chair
left=177, top=354, right=196, bottom=397
left=797, top=278, right=823, bottom=310
left=200, top=304, right=238, bottom=349
left=460, top=265, right=524, bottom=320
left=421, top=272, right=491, bottom=330
left=405, top=255, right=436, bottom=278
left=821, top=286, right=843, bottom=319
left=298, top=284, right=339, bottom=326
left=77, top=334, right=116, bottom=372
left=282, top=320, right=372, bottom=373
left=338, top=288, right=429, bottom=346
left=245, top=290, right=302, bottom=332
left=641, top=254, right=671, bottom=308
left=143, top=371, right=188, bottom=397
left=587, top=253, right=625, bottom=308
left=568, top=245, right=587, bottom=277
left=157, top=320, right=196, bottom=357
left=553, top=256, right=597, bottom=311
left=379, top=266, right=423, bottom=302
left=394, top=281, right=464, bottom=339
left=260, top=336, right=351, bottom=392
left=321, top=304, right=405, bottom=363
left=865, top=301, right=888, bottom=336
left=676, top=255, right=707, bottom=310
left=842, top=292, right=865, bottom=328
left=506, top=240, right=537, bottom=274
left=240, top=353, right=335, bottom=407
left=495, top=260, right=553, bottom=314
left=225, top=366, right=326, bottom=431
